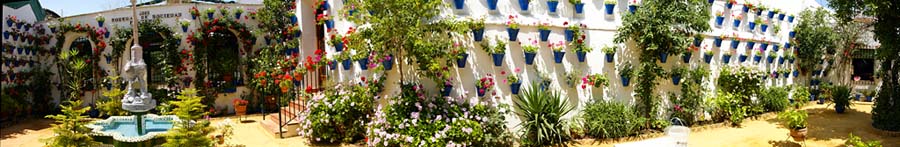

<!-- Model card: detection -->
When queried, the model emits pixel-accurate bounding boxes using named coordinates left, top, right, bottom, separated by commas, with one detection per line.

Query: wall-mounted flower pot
left=553, top=51, right=565, bottom=63
left=510, top=82, right=522, bottom=94
left=714, top=38, right=723, bottom=47
left=565, top=30, right=574, bottom=42
left=782, top=72, right=789, bottom=78
left=539, top=29, right=551, bottom=41
left=723, top=54, right=732, bottom=64
left=605, top=4, right=615, bottom=15
left=693, top=38, right=702, bottom=47
left=760, top=43, right=768, bottom=50
left=773, top=45, right=780, bottom=51
left=778, top=14, right=786, bottom=20
left=739, top=54, right=748, bottom=62
left=767, top=56, right=775, bottom=63
left=756, top=10, right=763, bottom=16
left=788, top=16, right=795, bottom=23
left=325, top=20, right=335, bottom=29
left=810, top=94, right=817, bottom=101
left=606, top=53, right=615, bottom=63
left=329, top=61, right=337, bottom=70
left=621, top=77, right=631, bottom=87
left=704, top=54, right=713, bottom=63
left=2, top=31, right=8, bottom=39
left=473, top=28, right=485, bottom=41
left=358, top=58, right=370, bottom=70
left=778, top=57, right=785, bottom=64
left=773, top=72, right=780, bottom=79
left=574, top=3, right=585, bottom=14
left=182, top=26, right=189, bottom=32
left=207, top=12, right=215, bottom=19
left=507, top=28, right=520, bottom=41
left=715, top=16, right=725, bottom=26
left=576, top=51, right=587, bottom=62
left=442, top=85, right=453, bottom=96
left=548, top=1, right=559, bottom=13
left=453, top=0, right=465, bottom=9
left=477, top=87, right=487, bottom=97
left=457, top=53, right=468, bottom=68
left=341, top=60, right=352, bottom=70
left=5, top=20, right=12, bottom=27
left=659, top=52, right=668, bottom=63
left=725, top=3, right=733, bottom=9
left=335, top=42, right=344, bottom=52
left=793, top=70, right=799, bottom=77
left=98, top=21, right=105, bottom=27
left=760, top=24, right=768, bottom=32
left=235, top=13, right=242, bottom=19
left=290, top=16, right=298, bottom=24
left=492, top=53, right=505, bottom=66
left=672, top=75, right=681, bottom=85
left=748, top=21, right=756, bottom=30
left=754, top=55, right=762, bottom=63
left=105, top=56, right=112, bottom=64
left=818, top=98, right=825, bottom=104
left=768, top=12, right=775, bottom=19
left=487, top=0, right=498, bottom=10
left=628, top=5, right=637, bottom=14
left=789, top=31, right=796, bottom=38
left=15, top=22, right=22, bottom=29
left=866, top=96, right=873, bottom=102
left=742, top=5, right=750, bottom=13
left=733, top=20, right=741, bottom=28
left=524, top=52, right=536, bottom=65
left=383, top=55, right=394, bottom=70
left=518, top=0, right=530, bottom=11
left=708, top=0, right=714, bottom=4
left=746, top=42, right=755, bottom=49
left=789, top=58, right=795, bottom=64
left=731, top=40, right=740, bottom=49
left=682, top=52, right=692, bottom=63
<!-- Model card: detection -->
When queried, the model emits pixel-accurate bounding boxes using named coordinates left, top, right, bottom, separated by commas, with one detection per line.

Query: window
left=852, top=59, right=875, bottom=81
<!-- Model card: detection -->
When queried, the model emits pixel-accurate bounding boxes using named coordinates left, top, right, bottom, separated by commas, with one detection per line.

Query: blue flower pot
left=726, top=3, right=733, bottom=9
left=5, top=21, right=11, bottom=27
left=723, top=54, right=732, bottom=64
left=659, top=52, right=668, bottom=63
left=756, top=9, right=763, bottom=16
left=739, top=54, right=748, bottom=62
left=693, top=38, right=702, bottom=47
left=866, top=96, right=873, bottom=102
left=733, top=20, right=741, bottom=28
left=547, top=1, right=559, bottom=13
left=207, top=12, right=214, bottom=19
left=383, top=55, right=394, bottom=70
left=98, top=21, right=104, bottom=27
left=553, top=51, right=565, bottom=63
left=576, top=51, right=586, bottom=62
left=492, top=53, right=505, bottom=66
left=182, top=26, right=188, bottom=32
left=783, top=72, right=789, bottom=78
left=778, top=14, right=785, bottom=20
left=672, top=75, right=681, bottom=85
left=510, top=82, right=522, bottom=94
left=507, top=28, right=519, bottom=41
left=742, top=5, right=750, bottom=13
left=760, top=43, right=768, bottom=50
left=524, top=52, right=536, bottom=65
left=761, top=24, right=768, bottom=32
left=773, top=45, right=780, bottom=51
left=442, top=85, right=453, bottom=96
left=335, top=42, right=344, bottom=52
left=748, top=22, right=756, bottom=30
left=105, top=56, right=112, bottom=64
left=621, top=77, right=631, bottom=87
left=768, top=12, right=775, bottom=19
left=191, top=15, right=197, bottom=20
left=789, top=59, right=795, bottom=64
left=716, top=16, right=725, bottom=26
left=487, top=0, right=498, bottom=10
left=714, top=38, right=723, bottom=47
left=2, top=31, right=8, bottom=39
left=473, top=28, right=485, bottom=41
left=810, top=94, right=817, bottom=101
left=329, top=61, right=337, bottom=70
left=835, top=105, right=845, bottom=113
left=628, top=5, right=637, bottom=14
left=704, top=54, right=713, bottom=63
left=778, top=57, right=785, bottom=64
left=746, top=42, right=755, bottom=49
left=358, top=58, right=370, bottom=70
left=518, top=0, right=530, bottom=11
left=453, top=0, right=465, bottom=9
left=789, top=31, right=796, bottom=38
left=605, top=4, right=615, bottom=15
left=708, top=0, right=714, bottom=4
left=788, top=16, right=795, bottom=23
left=606, top=53, right=615, bottom=63
left=785, top=42, right=792, bottom=49
left=457, top=53, right=469, bottom=68
left=565, top=30, right=574, bottom=42
left=789, top=99, right=795, bottom=104
left=341, top=60, right=352, bottom=70
left=325, top=20, right=334, bottom=29
left=322, top=1, right=330, bottom=10
left=682, top=53, right=692, bottom=63
left=539, top=29, right=551, bottom=41
left=773, top=72, right=780, bottom=78
left=731, top=40, right=740, bottom=49
left=574, top=3, right=585, bottom=14
left=754, top=55, right=762, bottom=62
left=767, top=56, right=775, bottom=63
left=235, top=13, right=242, bottom=19
left=15, top=23, right=22, bottom=29
left=290, top=16, right=298, bottom=24
left=477, top=87, right=487, bottom=97
left=793, top=70, right=799, bottom=77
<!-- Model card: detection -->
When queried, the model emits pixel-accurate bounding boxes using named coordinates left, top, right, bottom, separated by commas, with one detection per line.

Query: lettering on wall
left=110, top=11, right=182, bottom=23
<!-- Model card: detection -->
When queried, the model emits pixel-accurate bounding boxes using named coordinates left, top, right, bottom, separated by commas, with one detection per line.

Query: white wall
left=2, top=4, right=58, bottom=105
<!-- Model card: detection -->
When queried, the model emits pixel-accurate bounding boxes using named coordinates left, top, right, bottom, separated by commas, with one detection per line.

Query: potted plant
left=573, top=39, right=592, bottom=62
left=742, top=3, right=753, bottom=13
left=714, top=34, right=725, bottom=47
left=759, top=42, right=769, bottom=50
left=715, top=11, right=725, bottom=26
left=738, top=51, right=748, bottom=62
left=548, top=0, right=560, bottom=13
left=659, top=51, right=669, bottom=63
left=336, top=52, right=351, bottom=70
left=788, top=14, right=795, bottom=23
left=452, top=42, right=469, bottom=68
left=704, top=50, right=714, bottom=63
left=785, top=54, right=795, bottom=64
left=482, top=37, right=507, bottom=66
left=317, top=13, right=334, bottom=29
left=353, top=51, right=371, bottom=70
left=755, top=5, right=766, bottom=16
left=604, top=0, right=616, bottom=15
left=693, top=34, right=704, bottom=47
left=328, top=32, right=345, bottom=52
left=767, top=51, right=777, bottom=63
left=469, top=17, right=485, bottom=41
left=180, top=20, right=191, bottom=32
left=862, top=90, right=876, bottom=102
left=507, top=68, right=522, bottom=94
left=777, top=109, right=808, bottom=142
left=760, top=19, right=769, bottom=32
left=564, top=22, right=583, bottom=42
left=583, top=73, right=608, bottom=88
left=726, top=0, right=737, bottom=9
left=95, top=15, right=105, bottom=27
left=288, top=12, right=297, bottom=24
left=778, top=11, right=786, bottom=21
left=731, top=37, right=741, bottom=49
left=628, top=0, right=639, bottom=14
left=476, top=75, right=495, bottom=97
left=619, top=62, right=634, bottom=86
left=218, top=7, right=230, bottom=18
left=487, top=0, right=499, bottom=10
left=683, top=45, right=700, bottom=63
left=518, top=0, right=531, bottom=11
left=453, top=0, right=465, bottom=9
left=233, top=98, right=248, bottom=116
left=550, top=41, right=565, bottom=63
left=754, top=49, right=763, bottom=63
left=778, top=55, right=786, bottom=64
left=832, top=86, right=851, bottom=113
left=522, top=38, right=539, bottom=65
left=233, top=8, right=244, bottom=19
left=205, top=8, right=216, bottom=19
left=732, top=14, right=743, bottom=28
left=507, top=15, right=520, bottom=41
left=749, top=18, right=760, bottom=30
left=190, top=6, right=200, bottom=19
left=603, top=45, right=617, bottom=63
left=670, top=65, right=686, bottom=85
left=769, top=8, right=780, bottom=19
left=723, top=50, right=733, bottom=64
left=571, top=0, right=585, bottom=14
left=537, top=21, right=551, bottom=41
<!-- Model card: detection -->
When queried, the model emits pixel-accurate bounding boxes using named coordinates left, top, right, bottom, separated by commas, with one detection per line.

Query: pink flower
left=501, top=71, right=506, bottom=75
left=515, top=68, right=521, bottom=73
left=581, top=84, right=587, bottom=89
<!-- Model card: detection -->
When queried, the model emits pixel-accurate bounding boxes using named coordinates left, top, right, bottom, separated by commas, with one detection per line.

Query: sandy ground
left=2, top=101, right=898, bottom=147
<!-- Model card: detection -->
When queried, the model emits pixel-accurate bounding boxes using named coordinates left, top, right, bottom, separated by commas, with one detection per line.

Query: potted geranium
left=476, top=75, right=495, bottom=97
left=670, top=65, right=686, bottom=85
left=571, top=0, right=585, bottom=14
left=507, top=15, right=520, bottom=41
left=328, top=32, right=344, bottom=52
left=469, top=17, right=485, bottom=41
left=583, top=73, right=608, bottom=88
left=704, top=50, right=714, bottom=63
left=481, top=37, right=507, bottom=66
left=521, top=38, right=539, bottom=65
left=95, top=15, right=105, bottom=27
left=336, top=52, right=351, bottom=70
left=572, top=37, right=591, bottom=62
left=726, top=0, right=737, bottom=9
left=537, top=21, right=551, bottom=41
left=550, top=41, right=565, bottom=63
left=506, top=68, right=522, bottom=94
left=452, top=42, right=469, bottom=68
left=603, top=45, right=616, bottom=63
left=604, top=0, right=616, bottom=15
left=317, top=13, right=334, bottom=29
left=715, top=11, right=725, bottom=26
left=205, top=8, right=216, bottom=19
left=619, top=62, right=634, bottom=86
left=742, top=3, right=753, bottom=13
left=769, top=9, right=780, bottom=19
left=723, top=50, right=733, bottom=64
left=732, top=14, right=743, bottom=28
left=564, top=22, right=583, bottom=42
left=778, top=109, right=808, bottom=142
left=731, top=37, right=741, bottom=49
left=233, top=98, right=248, bottom=116
left=234, top=8, right=244, bottom=19
left=684, top=45, right=699, bottom=63
left=180, top=20, right=190, bottom=32
left=628, top=0, right=639, bottom=14
left=190, top=7, right=200, bottom=19
left=754, top=49, right=763, bottom=63
left=441, top=79, right=453, bottom=96
left=547, top=0, right=560, bottom=13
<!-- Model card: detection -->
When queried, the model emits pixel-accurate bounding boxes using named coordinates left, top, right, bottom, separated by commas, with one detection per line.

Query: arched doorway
left=70, top=37, right=96, bottom=91
left=138, top=31, right=167, bottom=87
left=205, top=29, right=241, bottom=91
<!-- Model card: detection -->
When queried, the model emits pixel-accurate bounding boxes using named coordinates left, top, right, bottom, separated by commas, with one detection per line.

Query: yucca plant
left=514, top=84, right=574, bottom=146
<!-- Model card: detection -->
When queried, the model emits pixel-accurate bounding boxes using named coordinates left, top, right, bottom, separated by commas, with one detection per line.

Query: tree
left=614, top=0, right=710, bottom=120
left=163, top=88, right=214, bottom=147
left=41, top=100, right=100, bottom=147
left=828, top=0, right=900, bottom=131
left=793, top=8, right=837, bottom=74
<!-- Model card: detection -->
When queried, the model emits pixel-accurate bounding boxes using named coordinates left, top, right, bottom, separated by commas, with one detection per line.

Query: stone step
left=260, top=113, right=300, bottom=138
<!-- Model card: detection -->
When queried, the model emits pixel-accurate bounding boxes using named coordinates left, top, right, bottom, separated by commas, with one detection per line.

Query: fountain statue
left=121, top=45, right=155, bottom=113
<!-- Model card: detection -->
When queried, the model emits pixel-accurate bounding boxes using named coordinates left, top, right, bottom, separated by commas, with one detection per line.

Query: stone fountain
left=85, top=1, right=178, bottom=146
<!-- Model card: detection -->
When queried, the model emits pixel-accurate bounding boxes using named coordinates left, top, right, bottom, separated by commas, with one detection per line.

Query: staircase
left=260, top=98, right=304, bottom=138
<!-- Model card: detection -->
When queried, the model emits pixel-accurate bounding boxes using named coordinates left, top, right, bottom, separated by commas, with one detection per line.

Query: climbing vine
left=109, top=19, right=182, bottom=89
left=187, top=11, right=257, bottom=103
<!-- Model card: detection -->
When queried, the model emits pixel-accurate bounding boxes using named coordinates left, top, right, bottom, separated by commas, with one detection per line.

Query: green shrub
left=672, top=67, right=710, bottom=126
left=41, top=100, right=100, bottom=147
left=759, top=86, right=790, bottom=112
left=792, top=86, right=811, bottom=104
left=845, top=133, right=883, bottom=147
left=299, top=84, right=376, bottom=143
left=582, top=100, right=645, bottom=138
left=712, top=91, right=748, bottom=125
left=832, top=85, right=852, bottom=111
left=514, top=84, right=574, bottom=146
left=163, top=88, right=214, bottom=147
left=777, top=109, right=807, bottom=129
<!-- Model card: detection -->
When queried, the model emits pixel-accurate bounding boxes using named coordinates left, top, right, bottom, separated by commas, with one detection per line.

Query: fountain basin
left=87, top=114, right=179, bottom=146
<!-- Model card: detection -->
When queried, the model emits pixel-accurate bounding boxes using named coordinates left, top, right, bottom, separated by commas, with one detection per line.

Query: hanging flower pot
left=739, top=54, right=748, bottom=62
left=105, top=31, right=111, bottom=38
left=576, top=51, right=587, bottom=62
left=733, top=19, right=741, bottom=28
left=335, top=41, right=344, bottom=52
left=553, top=51, right=565, bottom=63
left=778, top=13, right=786, bottom=20
left=782, top=71, right=789, bottom=78
left=778, top=57, right=785, bottom=64
left=789, top=58, right=795, bottom=64
left=726, top=2, right=733, bottom=9
left=789, top=31, right=796, bottom=38
left=672, top=75, right=681, bottom=85
left=604, top=3, right=615, bottom=15
left=539, top=29, right=551, bottom=41
left=524, top=52, right=536, bottom=65
left=358, top=58, right=370, bottom=70
left=693, top=38, right=702, bottom=47
left=290, top=15, right=298, bottom=24
left=5, top=20, right=11, bottom=27
left=658, top=52, right=668, bottom=63
left=754, top=55, right=762, bottom=62
left=329, top=61, right=337, bottom=70
left=341, top=59, right=352, bottom=70
left=383, top=55, right=394, bottom=70
left=15, top=22, right=23, bottom=29
left=746, top=41, right=755, bottom=49
left=793, top=70, right=799, bottom=77
left=105, top=56, right=112, bottom=64
left=492, top=53, right=505, bottom=66
left=2, top=31, right=8, bottom=39
left=773, top=44, right=780, bottom=51
left=477, top=87, right=487, bottom=97
left=325, top=20, right=334, bottom=29
left=606, top=53, right=615, bottom=63
left=742, top=5, right=750, bottom=13
left=768, top=11, right=776, bottom=19
left=487, top=0, right=499, bottom=10
left=761, top=24, right=768, bottom=32
left=731, top=40, right=740, bottom=49
left=457, top=53, right=469, bottom=68
left=715, top=16, right=725, bottom=26
left=704, top=53, right=713, bottom=63
left=453, top=0, right=465, bottom=9
left=714, top=37, right=723, bottom=47
left=682, top=52, right=692, bottom=63
left=442, top=85, right=453, bottom=96
left=207, top=12, right=215, bottom=19
left=748, top=21, right=756, bottom=30
left=788, top=15, right=795, bottom=23
left=507, top=28, right=520, bottom=41
left=621, top=76, right=631, bottom=87
left=547, top=1, right=559, bottom=13
left=708, top=0, right=714, bottom=4
left=473, top=28, right=485, bottom=41
left=574, top=3, right=585, bottom=14
left=518, top=0, right=530, bottom=11
left=628, top=5, right=637, bottom=14
left=767, top=56, right=776, bottom=63
left=510, top=82, right=522, bottom=94
left=723, top=54, right=732, bottom=64
left=760, top=43, right=768, bottom=50
left=565, top=29, right=574, bottom=42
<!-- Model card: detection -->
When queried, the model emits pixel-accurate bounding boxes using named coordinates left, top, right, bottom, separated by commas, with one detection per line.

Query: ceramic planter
left=565, top=30, right=574, bottom=42
left=789, top=31, right=796, bottom=38
left=487, top=0, right=499, bottom=10
left=473, top=28, right=485, bottom=41
left=358, top=58, right=370, bottom=70
left=442, top=85, right=453, bottom=96
left=207, top=12, right=215, bottom=19
left=708, top=0, right=714, bottom=4
left=746, top=42, right=755, bottom=49
left=539, top=29, right=551, bottom=41
left=733, top=19, right=741, bottom=28
left=477, top=87, right=487, bottom=97
left=760, top=24, right=768, bottom=32
left=553, top=51, right=565, bottom=63
left=723, top=54, right=732, bottom=64
left=754, top=55, right=762, bottom=63
left=576, top=51, right=587, bottom=62
left=768, top=12, right=775, bottom=19
left=510, top=82, right=522, bottom=94
left=835, top=105, right=845, bottom=113
left=789, top=58, right=795, bottom=64
left=714, top=38, right=723, bottom=47
left=739, top=54, right=748, bottom=62
left=574, top=3, right=585, bottom=14
left=742, top=5, right=750, bottom=13
left=492, top=53, right=505, bottom=66
left=605, top=4, right=615, bottom=15
left=606, top=53, right=615, bottom=63
left=341, top=60, right=352, bottom=70
left=760, top=43, right=768, bottom=50
left=383, top=55, right=394, bottom=70
left=767, top=56, right=775, bottom=63
left=704, top=54, right=713, bottom=63
left=628, top=5, right=637, bottom=14
left=778, top=57, right=785, bottom=64
left=548, top=1, right=559, bottom=13
left=682, top=53, right=692, bottom=63
left=453, top=0, right=465, bottom=9
left=672, top=75, right=681, bottom=85
left=621, top=76, right=631, bottom=87
left=790, top=128, right=808, bottom=142
left=782, top=72, right=789, bottom=78
left=778, top=14, right=786, bottom=20
left=335, top=41, right=344, bottom=52
left=329, top=61, right=337, bottom=70
left=793, top=70, right=799, bottom=77
left=693, top=38, right=702, bottom=47
left=715, top=16, right=725, bottom=26
left=290, top=16, right=298, bottom=24
left=748, top=21, right=756, bottom=30
left=524, top=52, right=536, bottom=65
left=235, top=13, right=242, bottom=19
left=507, top=28, right=520, bottom=41
left=98, top=21, right=105, bottom=27
left=659, top=52, right=668, bottom=63
left=518, top=0, right=530, bottom=11
left=731, top=40, right=740, bottom=49
left=725, top=3, right=733, bottom=9
left=326, top=20, right=334, bottom=29
left=182, top=26, right=189, bottom=32
left=788, top=16, right=795, bottom=23
left=457, top=53, right=469, bottom=68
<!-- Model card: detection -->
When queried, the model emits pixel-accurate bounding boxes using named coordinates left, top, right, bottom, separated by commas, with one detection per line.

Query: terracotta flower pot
left=789, top=128, right=807, bottom=141
left=234, top=104, right=247, bottom=116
